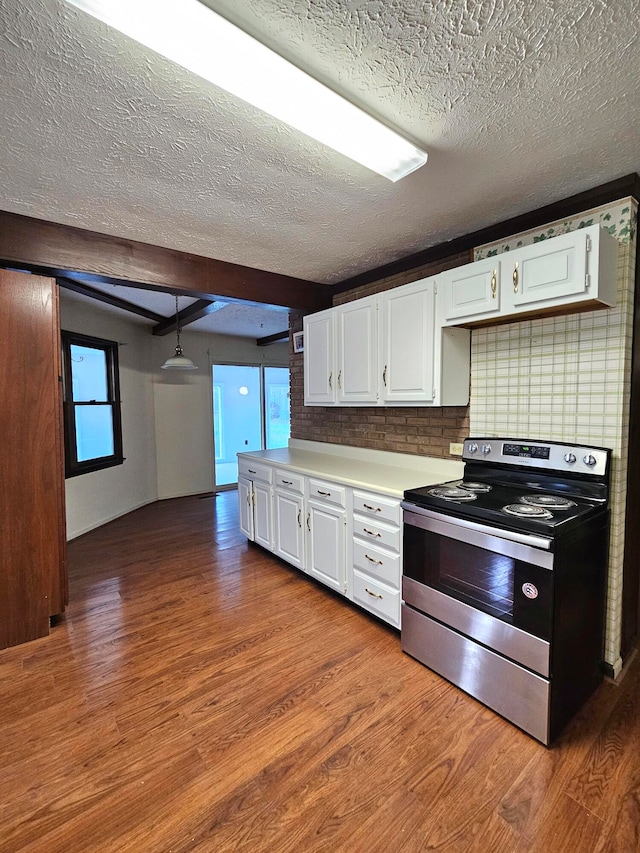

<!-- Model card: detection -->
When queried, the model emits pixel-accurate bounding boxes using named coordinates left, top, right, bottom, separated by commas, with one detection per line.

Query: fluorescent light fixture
left=66, top=0, right=428, bottom=181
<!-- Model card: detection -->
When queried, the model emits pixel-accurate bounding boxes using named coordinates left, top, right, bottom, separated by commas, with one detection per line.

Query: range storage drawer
left=352, top=515, right=400, bottom=552
left=352, top=490, right=400, bottom=526
left=275, top=469, right=304, bottom=493
left=308, top=478, right=346, bottom=507
left=353, top=540, right=400, bottom=589
left=353, top=570, right=400, bottom=627
left=238, top=459, right=273, bottom=484
left=401, top=604, right=551, bottom=744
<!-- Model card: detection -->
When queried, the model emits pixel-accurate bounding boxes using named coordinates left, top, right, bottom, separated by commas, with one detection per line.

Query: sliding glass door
left=264, top=367, right=291, bottom=450
left=212, top=364, right=290, bottom=487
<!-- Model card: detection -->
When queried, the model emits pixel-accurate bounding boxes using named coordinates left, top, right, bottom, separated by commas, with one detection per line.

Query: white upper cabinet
left=442, top=258, right=501, bottom=324
left=303, top=276, right=470, bottom=408
left=336, top=296, right=378, bottom=404
left=380, top=278, right=435, bottom=404
left=303, top=308, right=336, bottom=405
left=509, top=226, right=616, bottom=312
left=441, top=224, right=618, bottom=327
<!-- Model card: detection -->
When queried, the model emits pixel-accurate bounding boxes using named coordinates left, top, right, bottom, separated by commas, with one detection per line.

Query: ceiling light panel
left=65, top=0, right=427, bottom=181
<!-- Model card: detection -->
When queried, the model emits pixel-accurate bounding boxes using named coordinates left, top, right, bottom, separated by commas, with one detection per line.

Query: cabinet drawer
left=238, top=459, right=273, bottom=484
left=352, top=570, right=400, bottom=627
left=353, top=514, right=400, bottom=552
left=352, top=490, right=400, bottom=526
left=353, top=540, right=400, bottom=589
left=308, top=478, right=346, bottom=507
left=274, top=469, right=304, bottom=493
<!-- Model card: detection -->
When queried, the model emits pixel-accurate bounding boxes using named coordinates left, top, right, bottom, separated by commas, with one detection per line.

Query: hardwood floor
left=1, top=492, right=639, bottom=852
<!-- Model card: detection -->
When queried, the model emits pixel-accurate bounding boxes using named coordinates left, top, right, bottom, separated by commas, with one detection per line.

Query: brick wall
left=289, top=249, right=472, bottom=459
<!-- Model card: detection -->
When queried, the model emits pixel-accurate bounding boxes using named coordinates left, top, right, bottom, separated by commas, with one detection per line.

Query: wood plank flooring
left=1, top=492, right=639, bottom=852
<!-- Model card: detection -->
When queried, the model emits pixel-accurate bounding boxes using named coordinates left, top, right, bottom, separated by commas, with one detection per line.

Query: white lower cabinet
left=306, top=491, right=346, bottom=594
left=274, top=489, right=305, bottom=569
left=239, top=455, right=404, bottom=629
left=238, top=476, right=254, bottom=540
left=253, top=481, right=273, bottom=550
left=273, top=468, right=305, bottom=570
left=238, top=460, right=274, bottom=550
left=352, top=571, right=401, bottom=627
left=349, top=490, right=402, bottom=628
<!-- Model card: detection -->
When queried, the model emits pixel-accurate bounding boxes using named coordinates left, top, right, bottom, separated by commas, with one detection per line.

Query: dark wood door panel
left=0, top=269, right=65, bottom=648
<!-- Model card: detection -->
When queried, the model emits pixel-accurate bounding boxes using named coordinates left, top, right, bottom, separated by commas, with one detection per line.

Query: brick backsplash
left=289, top=249, right=472, bottom=458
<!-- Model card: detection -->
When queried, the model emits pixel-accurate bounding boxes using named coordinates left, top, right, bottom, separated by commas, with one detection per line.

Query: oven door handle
left=401, top=503, right=554, bottom=568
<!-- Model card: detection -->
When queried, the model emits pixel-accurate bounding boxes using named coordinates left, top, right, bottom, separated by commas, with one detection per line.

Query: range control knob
left=583, top=454, right=597, bottom=467
left=564, top=453, right=577, bottom=464
left=481, top=444, right=492, bottom=455
left=468, top=443, right=478, bottom=454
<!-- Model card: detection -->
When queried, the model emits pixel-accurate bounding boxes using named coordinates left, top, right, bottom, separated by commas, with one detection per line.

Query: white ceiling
left=1, top=1, right=639, bottom=335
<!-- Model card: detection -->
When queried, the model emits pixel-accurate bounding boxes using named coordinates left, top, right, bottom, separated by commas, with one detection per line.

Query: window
left=61, top=331, right=123, bottom=477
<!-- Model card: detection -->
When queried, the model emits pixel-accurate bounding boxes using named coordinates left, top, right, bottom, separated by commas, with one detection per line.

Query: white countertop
left=238, top=439, right=464, bottom=498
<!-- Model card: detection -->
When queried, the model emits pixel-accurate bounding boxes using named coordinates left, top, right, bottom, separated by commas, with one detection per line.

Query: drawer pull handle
left=297, top=509, right=302, bottom=528
left=365, top=588, right=383, bottom=599
left=363, top=503, right=381, bottom=512
left=328, top=371, right=333, bottom=389
left=338, top=369, right=342, bottom=388
left=363, top=528, right=381, bottom=538
left=513, top=261, right=519, bottom=293
left=248, top=468, right=256, bottom=474
left=317, top=490, right=331, bottom=496
left=282, top=479, right=293, bottom=485
left=491, top=270, right=497, bottom=298
left=307, top=512, right=311, bottom=532
left=365, top=554, right=383, bottom=565
left=382, top=365, right=387, bottom=386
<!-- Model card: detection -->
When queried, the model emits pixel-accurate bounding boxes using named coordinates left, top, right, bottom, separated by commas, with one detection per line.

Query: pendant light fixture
left=161, top=295, right=198, bottom=370
left=65, top=0, right=427, bottom=182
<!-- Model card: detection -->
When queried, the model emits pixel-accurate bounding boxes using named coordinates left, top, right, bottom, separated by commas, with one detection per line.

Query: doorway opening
left=212, top=364, right=290, bottom=487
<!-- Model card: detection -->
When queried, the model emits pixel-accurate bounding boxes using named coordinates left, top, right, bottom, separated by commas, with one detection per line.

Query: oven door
left=402, top=504, right=554, bottom=671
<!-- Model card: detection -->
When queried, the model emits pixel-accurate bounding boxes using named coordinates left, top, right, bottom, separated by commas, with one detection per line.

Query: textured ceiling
left=1, top=1, right=639, bottom=309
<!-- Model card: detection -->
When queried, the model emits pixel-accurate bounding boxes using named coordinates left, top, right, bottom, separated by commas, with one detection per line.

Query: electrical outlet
left=449, top=442, right=464, bottom=456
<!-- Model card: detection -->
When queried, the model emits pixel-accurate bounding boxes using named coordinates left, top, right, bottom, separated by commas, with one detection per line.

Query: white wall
left=60, top=295, right=159, bottom=539
left=151, top=330, right=288, bottom=499
left=61, top=291, right=290, bottom=533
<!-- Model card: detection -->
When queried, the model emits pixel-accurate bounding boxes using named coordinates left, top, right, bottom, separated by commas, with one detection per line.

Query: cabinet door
left=274, top=490, right=305, bottom=570
left=307, top=500, right=345, bottom=593
left=509, top=229, right=588, bottom=309
left=336, top=297, right=378, bottom=404
left=381, top=278, right=435, bottom=403
left=253, top=481, right=273, bottom=551
left=238, top=476, right=254, bottom=540
left=303, top=309, right=336, bottom=405
left=441, top=258, right=501, bottom=323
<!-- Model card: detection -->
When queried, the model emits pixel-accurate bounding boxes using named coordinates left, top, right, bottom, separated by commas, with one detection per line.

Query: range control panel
left=462, top=438, right=609, bottom=477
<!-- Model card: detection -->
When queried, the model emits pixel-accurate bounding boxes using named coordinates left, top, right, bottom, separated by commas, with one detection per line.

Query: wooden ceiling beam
left=57, top=276, right=166, bottom=324
left=152, top=299, right=227, bottom=336
left=257, top=330, right=289, bottom=346
left=0, top=210, right=331, bottom=313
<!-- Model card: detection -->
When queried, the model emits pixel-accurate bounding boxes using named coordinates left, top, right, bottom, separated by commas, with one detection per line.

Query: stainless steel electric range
left=401, top=437, right=611, bottom=745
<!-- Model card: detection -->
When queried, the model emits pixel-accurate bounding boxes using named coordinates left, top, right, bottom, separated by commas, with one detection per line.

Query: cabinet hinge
left=586, top=235, right=592, bottom=252
left=433, top=387, right=436, bottom=399
left=434, top=282, right=438, bottom=294
left=585, top=273, right=591, bottom=289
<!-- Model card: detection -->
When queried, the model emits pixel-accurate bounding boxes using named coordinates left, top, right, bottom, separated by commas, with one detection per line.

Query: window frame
left=61, top=330, right=124, bottom=478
